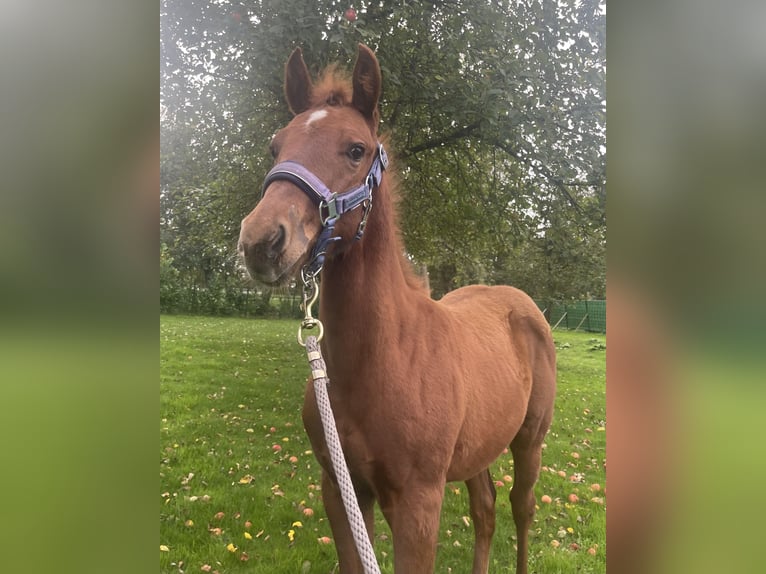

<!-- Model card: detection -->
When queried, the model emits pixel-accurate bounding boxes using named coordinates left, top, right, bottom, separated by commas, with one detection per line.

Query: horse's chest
left=301, top=384, right=377, bottom=477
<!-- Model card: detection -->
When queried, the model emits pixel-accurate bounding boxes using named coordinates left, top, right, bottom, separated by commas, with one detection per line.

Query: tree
left=160, top=0, right=606, bottom=312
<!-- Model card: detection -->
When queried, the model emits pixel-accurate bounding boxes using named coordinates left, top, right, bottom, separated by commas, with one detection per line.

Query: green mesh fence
left=534, top=300, right=606, bottom=333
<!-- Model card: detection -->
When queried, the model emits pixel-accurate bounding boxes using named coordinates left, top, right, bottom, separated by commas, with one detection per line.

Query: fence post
left=575, top=313, right=589, bottom=331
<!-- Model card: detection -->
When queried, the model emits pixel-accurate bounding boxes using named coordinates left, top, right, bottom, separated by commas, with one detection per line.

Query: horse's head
left=238, top=44, right=383, bottom=286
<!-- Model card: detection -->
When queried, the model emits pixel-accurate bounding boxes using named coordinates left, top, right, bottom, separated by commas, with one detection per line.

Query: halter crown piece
left=261, top=142, right=388, bottom=280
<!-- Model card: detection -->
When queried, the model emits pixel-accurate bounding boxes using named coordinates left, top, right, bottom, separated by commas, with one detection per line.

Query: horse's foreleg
left=380, top=484, right=444, bottom=573
left=466, top=469, right=497, bottom=574
left=321, top=470, right=375, bottom=574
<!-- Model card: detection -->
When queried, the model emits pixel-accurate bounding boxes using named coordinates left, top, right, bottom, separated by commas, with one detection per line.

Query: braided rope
left=305, top=336, right=381, bottom=574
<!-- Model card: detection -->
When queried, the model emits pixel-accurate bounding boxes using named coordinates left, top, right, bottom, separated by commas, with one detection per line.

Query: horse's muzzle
left=238, top=222, right=289, bottom=284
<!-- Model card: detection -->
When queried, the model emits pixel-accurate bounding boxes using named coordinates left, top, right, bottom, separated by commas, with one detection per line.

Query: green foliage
left=160, top=244, right=183, bottom=312
left=161, top=0, right=606, bottom=311
left=160, top=316, right=605, bottom=572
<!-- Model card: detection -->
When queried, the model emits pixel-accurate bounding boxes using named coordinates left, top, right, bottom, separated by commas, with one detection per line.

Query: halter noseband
left=261, top=142, right=388, bottom=280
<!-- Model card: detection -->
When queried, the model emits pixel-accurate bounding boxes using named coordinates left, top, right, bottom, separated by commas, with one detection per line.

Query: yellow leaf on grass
left=159, top=545, right=169, bottom=552
left=227, top=542, right=237, bottom=552
left=244, top=532, right=253, bottom=540
left=288, top=529, right=295, bottom=542
left=292, top=521, right=303, bottom=528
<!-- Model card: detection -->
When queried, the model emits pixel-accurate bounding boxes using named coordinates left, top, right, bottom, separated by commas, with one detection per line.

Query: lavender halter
left=262, top=142, right=388, bottom=279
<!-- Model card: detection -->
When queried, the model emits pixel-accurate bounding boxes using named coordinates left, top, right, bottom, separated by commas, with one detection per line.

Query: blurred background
left=609, top=1, right=766, bottom=572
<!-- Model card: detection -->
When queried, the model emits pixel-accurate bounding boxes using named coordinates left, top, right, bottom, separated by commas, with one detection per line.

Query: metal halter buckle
left=318, top=194, right=339, bottom=225
left=377, top=142, right=389, bottom=170
left=354, top=198, right=373, bottom=241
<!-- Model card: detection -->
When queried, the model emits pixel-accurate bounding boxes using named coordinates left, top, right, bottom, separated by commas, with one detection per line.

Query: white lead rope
left=304, top=335, right=381, bottom=574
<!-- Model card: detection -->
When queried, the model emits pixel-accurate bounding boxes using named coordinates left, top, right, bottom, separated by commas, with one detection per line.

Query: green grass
left=160, top=315, right=605, bottom=573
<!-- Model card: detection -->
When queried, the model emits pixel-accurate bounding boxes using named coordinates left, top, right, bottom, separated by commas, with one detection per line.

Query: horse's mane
left=309, top=64, right=353, bottom=108
left=374, top=150, right=430, bottom=294
left=309, top=63, right=429, bottom=294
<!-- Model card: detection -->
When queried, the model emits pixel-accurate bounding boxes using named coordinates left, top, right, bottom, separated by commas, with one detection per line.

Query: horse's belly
left=445, top=383, right=530, bottom=481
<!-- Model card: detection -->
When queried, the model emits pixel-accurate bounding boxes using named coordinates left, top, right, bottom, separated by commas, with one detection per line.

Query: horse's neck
left=319, top=181, right=419, bottom=367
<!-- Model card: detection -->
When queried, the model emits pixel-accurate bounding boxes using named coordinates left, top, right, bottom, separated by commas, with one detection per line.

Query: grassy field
left=160, top=315, right=605, bottom=573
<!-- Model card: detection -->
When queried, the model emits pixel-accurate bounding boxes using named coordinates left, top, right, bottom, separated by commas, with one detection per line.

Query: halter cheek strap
left=261, top=143, right=388, bottom=278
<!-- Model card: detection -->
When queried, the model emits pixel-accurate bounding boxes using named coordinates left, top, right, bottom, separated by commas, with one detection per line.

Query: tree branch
left=401, top=120, right=483, bottom=158
left=490, top=139, right=583, bottom=213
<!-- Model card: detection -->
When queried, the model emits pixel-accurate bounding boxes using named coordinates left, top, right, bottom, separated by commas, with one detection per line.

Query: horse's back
left=438, top=284, right=549, bottom=338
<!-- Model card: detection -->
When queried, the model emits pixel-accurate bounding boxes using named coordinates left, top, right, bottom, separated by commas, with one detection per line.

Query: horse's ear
left=351, top=44, right=381, bottom=126
left=284, top=48, right=312, bottom=115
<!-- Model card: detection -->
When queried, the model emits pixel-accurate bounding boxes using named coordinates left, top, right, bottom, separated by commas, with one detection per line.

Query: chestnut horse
left=238, top=44, right=556, bottom=574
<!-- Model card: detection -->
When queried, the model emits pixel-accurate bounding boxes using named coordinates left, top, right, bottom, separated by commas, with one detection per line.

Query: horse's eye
left=348, top=144, right=365, bottom=162
left=269, top=143, right=279, bottom=159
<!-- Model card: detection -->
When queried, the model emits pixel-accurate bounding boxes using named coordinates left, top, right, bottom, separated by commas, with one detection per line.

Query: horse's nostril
left=239, top=224, right=288, bottom=279
left=270, top=224, right=286, bottom=256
